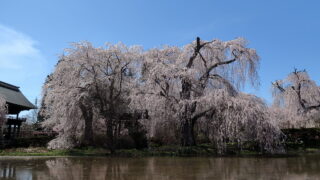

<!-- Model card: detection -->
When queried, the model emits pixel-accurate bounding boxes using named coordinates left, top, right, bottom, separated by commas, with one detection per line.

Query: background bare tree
left=272, top=69, right=320, bottom=128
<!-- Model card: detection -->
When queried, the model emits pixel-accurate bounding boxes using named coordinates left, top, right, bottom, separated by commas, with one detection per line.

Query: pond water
left=1, top=155, right=320, bottom=180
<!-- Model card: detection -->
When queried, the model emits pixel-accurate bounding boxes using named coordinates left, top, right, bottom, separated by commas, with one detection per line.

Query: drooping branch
left=198, top=56, right=238, bottom=92
left=198, top=52, right=208, bottom=69
left=115, top=62, right=130, bottom=98
left=191, top=107, right=214, bottom=123
left=209, top=74, right=238, bottom=96
left=308, top=104, right=320, bottom=110
left=200, top=53, right=237, bottom=82
left=291, top=84, right=307, bottom=110
left=272, top=81, right=286, bottom=93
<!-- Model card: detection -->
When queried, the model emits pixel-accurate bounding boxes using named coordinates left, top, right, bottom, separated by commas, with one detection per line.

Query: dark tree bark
left=105, top=102, right=117, bottom=154
left=179, top=76, right=197, bottom=146
left=178, top=38, right=202, bottom=146
left=178, top=37, right=240, bottom=146
left=79, top=102, right=94, bottom=146
left=0, top=127, right=3, bottom=148
left=180, top=103, right=196, bottom=146
left=106, top=117, right=115, bottom=153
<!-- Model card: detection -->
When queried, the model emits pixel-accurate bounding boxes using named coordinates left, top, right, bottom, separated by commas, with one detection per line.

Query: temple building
left=0, top=81, right=36, bottom=139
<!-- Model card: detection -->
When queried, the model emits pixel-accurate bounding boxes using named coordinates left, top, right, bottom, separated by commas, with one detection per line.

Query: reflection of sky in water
left=0, top=164, right=32, bottom=179
left=0, top=156, right=320, bottom=179
left=16, top=170, right=32, bottom=180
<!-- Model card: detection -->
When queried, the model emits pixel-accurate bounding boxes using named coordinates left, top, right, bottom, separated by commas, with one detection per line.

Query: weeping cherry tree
left=42, top=38, right=284, bottom=153
left=42, top=42, right=141, bottom=150
left=132, top=37, right=282, bottom=150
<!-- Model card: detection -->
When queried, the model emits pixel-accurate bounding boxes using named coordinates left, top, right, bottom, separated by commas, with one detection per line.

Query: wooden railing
left=19, top=130, right=58, bottom=138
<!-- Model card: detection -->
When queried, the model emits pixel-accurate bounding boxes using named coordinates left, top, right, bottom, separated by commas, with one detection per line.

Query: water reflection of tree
left=41, top=156, right=320, bottom=180
left=1, top=156, right=320, bottom=179
left=204, top=157, right=320, bottom=180
left=0, top=158, right=51, bottom=179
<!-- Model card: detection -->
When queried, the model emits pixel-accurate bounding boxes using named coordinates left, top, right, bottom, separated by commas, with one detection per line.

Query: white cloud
left=0, top=24, right=49, bottom=108
left=0, top=24, right=44, bottom=70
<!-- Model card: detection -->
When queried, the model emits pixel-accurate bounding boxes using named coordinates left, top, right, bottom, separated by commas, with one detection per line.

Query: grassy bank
left=0, top=145, right=219, bottom=157
left=1, top=145, right=320, bottom=157
left=0, top=147, right=110, bottom=156
left=2, top=128, right=320, bottom=157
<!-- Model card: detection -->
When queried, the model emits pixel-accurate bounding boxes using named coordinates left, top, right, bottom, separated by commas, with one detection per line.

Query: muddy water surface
left=1, top=155, right=320, bottom=179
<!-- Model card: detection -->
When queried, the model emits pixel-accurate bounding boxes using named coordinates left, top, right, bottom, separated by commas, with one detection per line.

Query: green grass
left=0, top=145, right=219, bottom=157
left=0, top=147, right=110, bottom=156
left=2, top=143, right=320, bottom=157
left=114, top=145, right=261, bottom=157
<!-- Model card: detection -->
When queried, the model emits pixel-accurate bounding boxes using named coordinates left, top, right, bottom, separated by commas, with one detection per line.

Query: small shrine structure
left=0, top=81, right=36, bottom=139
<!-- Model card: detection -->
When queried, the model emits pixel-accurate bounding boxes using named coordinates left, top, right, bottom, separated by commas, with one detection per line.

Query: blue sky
left=0, top=0, right=319, bottom=109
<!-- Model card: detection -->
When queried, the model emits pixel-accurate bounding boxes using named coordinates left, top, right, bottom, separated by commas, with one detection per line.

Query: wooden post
left=13, top=113, right=19, bottom=138
left=17, top=124, right=21, bottom=137
left=12, top=125, right=16, bottom=138
left=7, top=125, right=11, bottom=139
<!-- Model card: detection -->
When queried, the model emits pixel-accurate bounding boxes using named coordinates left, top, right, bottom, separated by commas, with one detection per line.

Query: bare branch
left=272, top=81, right=286, bottom=92
left=186, top=37, right=214, bottom=68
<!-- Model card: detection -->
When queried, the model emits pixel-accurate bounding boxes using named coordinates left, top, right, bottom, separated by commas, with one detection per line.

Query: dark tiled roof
left=0, top=81, right=36, bottom=110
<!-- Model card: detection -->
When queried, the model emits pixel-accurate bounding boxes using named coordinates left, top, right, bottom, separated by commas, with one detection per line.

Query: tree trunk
left=79, top=103, right=94, bottom=146
left=105, top=104, right=116, bottom=153
left=83, top=114, right=93, bottom=146
left=106, top=118, right=115, bottom=153
left=180, top=118, right=196, bottom=146
left=179, top=78, right=197, bottom=146
left=0, top=126, right=3, bottom=148
left=180, top=103, right=196, bottom=146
